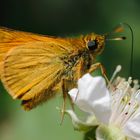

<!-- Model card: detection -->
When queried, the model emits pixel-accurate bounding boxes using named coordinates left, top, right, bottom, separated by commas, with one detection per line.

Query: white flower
left=67, top=66, right=140, bottom=140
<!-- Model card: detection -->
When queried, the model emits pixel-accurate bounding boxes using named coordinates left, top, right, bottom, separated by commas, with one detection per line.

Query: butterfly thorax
left=60, top=50, right=93, bottom=80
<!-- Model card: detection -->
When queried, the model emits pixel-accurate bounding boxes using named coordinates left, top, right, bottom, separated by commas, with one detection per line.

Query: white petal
left=68, top=88, right=78, bottom=101
left=92, top=91, right=111, bottom=124
left=123, top=112, right=140, bottom=139
left=69, top=74, right=111, bottom=124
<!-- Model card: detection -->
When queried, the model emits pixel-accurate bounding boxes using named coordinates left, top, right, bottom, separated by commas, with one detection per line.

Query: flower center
left=109, top=76, right=140, bottom=128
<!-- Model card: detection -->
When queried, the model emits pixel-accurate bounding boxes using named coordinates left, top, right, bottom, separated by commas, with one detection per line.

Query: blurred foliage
left=0, top=0, right=140, bottom=140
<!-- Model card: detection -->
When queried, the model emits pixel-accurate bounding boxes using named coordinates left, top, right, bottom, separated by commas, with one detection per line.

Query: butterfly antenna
left=118, top=23, right=134, bottom=77
left=105, top=23, right=134, bottom=77
left=125, top=23, right=133, bottom=77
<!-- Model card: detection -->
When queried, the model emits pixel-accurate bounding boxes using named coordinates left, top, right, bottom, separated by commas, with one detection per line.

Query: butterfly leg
left=60, top=58, right=85, bottom=123
left=88, top=62, right=109, bottom=83
left=60, top=78, right=68, bottom=124
left=60, top=78, right=75, bottom=124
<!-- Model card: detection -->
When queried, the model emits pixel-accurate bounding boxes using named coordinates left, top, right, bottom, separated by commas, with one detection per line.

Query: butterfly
left=0, top=26, right=125, bottom=111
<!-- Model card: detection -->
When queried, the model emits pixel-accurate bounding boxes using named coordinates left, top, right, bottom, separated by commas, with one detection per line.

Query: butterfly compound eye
left=87, top=40, right=98, bottom=51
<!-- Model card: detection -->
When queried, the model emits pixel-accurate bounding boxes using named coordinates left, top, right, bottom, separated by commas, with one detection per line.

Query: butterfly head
left=84, top=33, right=105, bottom=56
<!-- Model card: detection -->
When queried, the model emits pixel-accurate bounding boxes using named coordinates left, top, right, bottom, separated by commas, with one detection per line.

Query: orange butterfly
left=0, top=26, right=124, bottom=111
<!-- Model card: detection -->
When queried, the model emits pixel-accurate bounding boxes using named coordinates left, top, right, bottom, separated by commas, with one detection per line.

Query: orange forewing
left=0, top=30, right=85, bottom=110
left=0, top=27, right=68, bottom=62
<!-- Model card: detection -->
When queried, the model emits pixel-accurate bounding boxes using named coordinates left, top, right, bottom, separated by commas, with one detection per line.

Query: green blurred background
left=0, top=0, right=140, bottom=140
